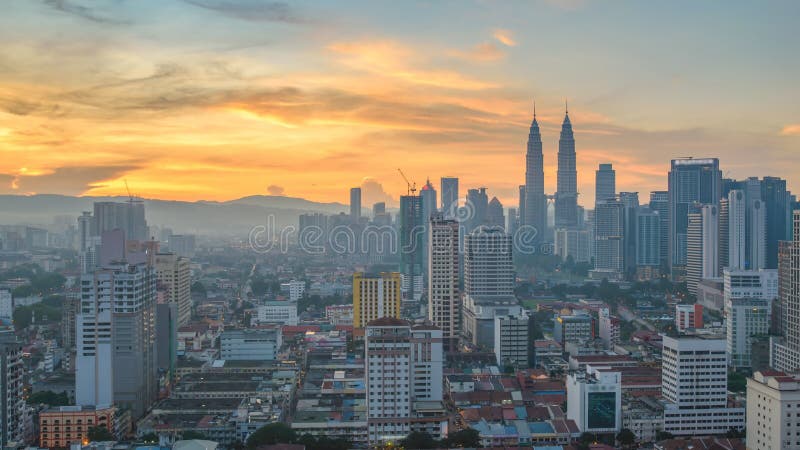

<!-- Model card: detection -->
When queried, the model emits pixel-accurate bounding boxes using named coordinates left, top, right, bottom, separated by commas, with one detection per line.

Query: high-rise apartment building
left=649, top=191, right=669, bottom=268
left=76, top=262, right=157, bottom=419
left=352, top=272, right=402, bottom=328
left=428, top=216, right=460, bottom=352
left=524, top=107, right=546, bottom=237
left=350, top=187, right=362, bottom=222
left=555, top=228, right=591, bottom=263
left=635, top=207, right=660, bottom=277
left=746, top=371, right=800, bottom=450
left=668, top=158, right=721, bottom=277
left=555, top=106, right=578, bottom=229
left=399, top=195, right=423, bottom=301
left=92, top=201, right=148, bottom=241
left=0, top=331, right=25, bottom=447
left=440, top=177, right=459, bottom=219
left=685, top=204, right=719, bottom=295
left=661, top=335, right=745, bottom=435
left=595, top=163, right=616, bottom=206
left=593, top=199, right=624, bottom=280
left=727, top=297, right=769, bottom=368
left=154, top=252, right=191, bottom=327
left=772, top=212, right=800, bottom=372
left=365, top=318, right=445, bottom=445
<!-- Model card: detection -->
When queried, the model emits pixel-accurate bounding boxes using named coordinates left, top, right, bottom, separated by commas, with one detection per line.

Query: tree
left=616, top=428, right=636, bottom=449
left=441, top=429, right=480, bottom=448
left=27, top=390, right=70, bottom=406
left=191, top=281, right=207, bottom=296
left=182, top=431, right=208, bottom=440
left=399, top=431, right=436, bottom=449
left=245, top=423, right=296, bottom=449
left=655, top=431, right=674, bottom=441
left=140, top=433, right=159, bottom=443
left=726, top=428, right=746, bottom=438
left=88, top=426, right=114, bottom=442
left=728, top=371, right=747, bottom=393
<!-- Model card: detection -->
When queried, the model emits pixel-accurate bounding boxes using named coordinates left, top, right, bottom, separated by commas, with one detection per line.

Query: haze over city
left=1, top=0, right=799, bottom=206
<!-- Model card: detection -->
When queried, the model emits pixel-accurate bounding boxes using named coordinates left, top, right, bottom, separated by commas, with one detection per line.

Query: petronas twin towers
left=522, top=102, right=577, bottom=239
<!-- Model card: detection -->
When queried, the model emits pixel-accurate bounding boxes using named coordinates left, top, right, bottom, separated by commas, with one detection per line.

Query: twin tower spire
left=522, top=99, right=577, bottom=240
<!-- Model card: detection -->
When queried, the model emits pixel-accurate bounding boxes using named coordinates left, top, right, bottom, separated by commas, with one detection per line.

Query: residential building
left=553, top=313, right=593, bottom=346
left=686, top=204, right=719, bottom=295
left=598, top=308, right=620, bottom=350
left=280, top=280, right=305, bottom=302
left=592, top=199, right=624, bottom=280
left=76, top=262, right=157, bottom=419
left=167, top=234, right=196, bottom=258
left=352, top=272, right=402, bottom=328
left=727, top=298, right=769, bottom=368
left=154, top=252, right=192, bottom=327
left=635, top=207, right=661, bottom=278
left=555, top=228, right=591, bottom=263
left=0, top=331, right=24, bottom=446
left=92, top=201, right=148, bottom=241
left=220, top=328, right=282, bottom=361
left=661, top=334, right=745, bottom=435
left=746, top=370, right=800, bottom=450
left=772, top=213, right=800, bottom=372
left=649, top=191, right=669, bottom=268
left=494, top=313, right=530, bottom=368
left=428, top=215, right=460, bottom=352
left=0, top=290, right=11, bottom=323
left=365, top=318, right=446, bottom=445
left=399, top=195, right=423, bottom=301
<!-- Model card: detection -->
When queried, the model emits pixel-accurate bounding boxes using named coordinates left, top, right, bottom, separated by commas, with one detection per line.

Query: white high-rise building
left=365, top=319, right=445, bottom=445
left=728, top=188, right=767, bottom=271
left=428, top=215, right=460, bottom=352
left=726, top=297, right=769, bottom=368
left=661, top=334, right=745, bottom=435
left=746, top=371, right=800, bottom=450
left=0, top=331, right=25, bottom=447
left=592, top=199, right=624, bottom=280
left=686, top=204, right=719, bottom=295
left=598, top=307, right=620, bottom=349
left=728, top=190, right=747, bottom=270
left=76, top=262, right=157, bottom=419
left=0, top=290, right=12, bottom=323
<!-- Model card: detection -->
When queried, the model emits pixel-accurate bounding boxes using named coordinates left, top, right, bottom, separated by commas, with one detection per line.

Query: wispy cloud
left=450, top=42, right=505, bottom=62
left=182, top=0, right=306, bottom=23
left=42, top=0, right=129, bottom=24
left=493, top=29, right=516, bottom=47
left=1, top=164, right=141, bottom=195
left=780, top=124, right=800, bottom=136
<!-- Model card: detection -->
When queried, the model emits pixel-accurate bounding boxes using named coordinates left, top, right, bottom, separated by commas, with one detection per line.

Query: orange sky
left=1, top=1, right=798, bottom=208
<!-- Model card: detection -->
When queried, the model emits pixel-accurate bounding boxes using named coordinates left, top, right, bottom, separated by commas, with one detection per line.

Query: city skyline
left=1, top=1, right=799, bottom=207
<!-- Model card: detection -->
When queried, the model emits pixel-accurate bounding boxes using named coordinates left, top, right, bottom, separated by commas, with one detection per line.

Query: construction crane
left=124, top=179, right=143, bottom=204
left=397, top=168, right=416, bottom=196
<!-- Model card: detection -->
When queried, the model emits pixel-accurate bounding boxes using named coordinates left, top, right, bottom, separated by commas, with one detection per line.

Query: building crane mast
left=397, top=168, right=416, bottom=196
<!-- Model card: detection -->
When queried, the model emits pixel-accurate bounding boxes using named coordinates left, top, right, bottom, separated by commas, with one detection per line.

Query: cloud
left=182, top=0, right=306, bottom=23
left=493, top=29, right=516, bottom=47
left=267, top=184, right=285, bottom=195
left=780, top=124, right=800, bottom=136
left=42, top=0, right=129, bottom=24
left=3, top=164, right=140, bottom=196
left=450, top=42, right=505, bottom=63
left=360, top=178, right=395, bottom=207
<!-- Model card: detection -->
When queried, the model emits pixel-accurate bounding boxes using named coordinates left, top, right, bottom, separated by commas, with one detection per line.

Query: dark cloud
left=267, top=184, right=284, bottom=196
left=182, top=0, right=306, bottom=23
left=4, top=164, right=141, bottom=195
left=42, top=0, right=129, bottom=25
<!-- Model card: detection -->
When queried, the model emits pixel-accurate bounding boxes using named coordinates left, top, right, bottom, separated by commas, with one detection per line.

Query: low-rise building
left=220, top=328, right=282, bottom=361
left=39, top=405, right=116, bottom=449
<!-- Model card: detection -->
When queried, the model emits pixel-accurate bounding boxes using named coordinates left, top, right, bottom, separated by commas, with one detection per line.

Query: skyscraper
left=593, top=199, right=625, bottom=280
left=649, top=191, right=669, bottom=268
left=76, top=261, right=157, bottom=419
left=440, top=177, right=459, bottom=219
left=465, top=188, right=488, bottom=233
left=524, top=104, right=546, bottom=237
left=686, top=204, right=719, bottom=295
left=771, top=211, right=800, bottom=373
left=555, top=103, right=578, bottom=229
left=352, top=272, right=402, bottom=328
left=487, top=197, right=505, bottom=229
left=667, top=158, right=721, bottom=277
left=154, top=252, right=192, bottom=327
left=428, top=215, right=460, bottom=352
left=762, top=176, right=792, bottom=269
left=0, top=330, right=24, bottom=446
left=635, top=207, right=660, bottom=278
left=350, top=187, right=362, bottom=222
left=619, top=192, right=640, bottom=274
left=595, top=163, right=616, bottom=206
left=420, top=179, right=437, bottom=278
left=92, top=201, right=148, bottom=241
left=399, top=195, right=423, bottom=301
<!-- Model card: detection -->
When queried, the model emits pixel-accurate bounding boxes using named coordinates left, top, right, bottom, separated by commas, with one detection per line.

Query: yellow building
left=353, top=272, right=402, bottom=328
